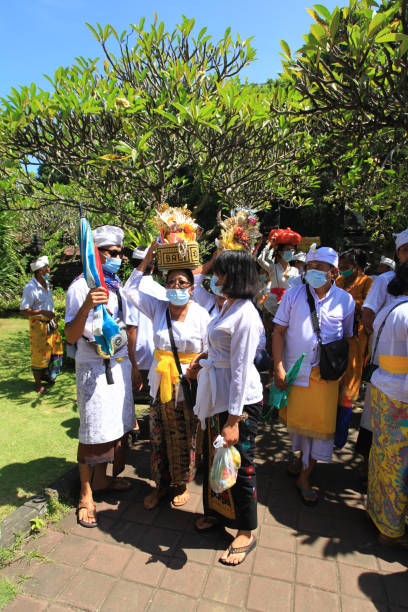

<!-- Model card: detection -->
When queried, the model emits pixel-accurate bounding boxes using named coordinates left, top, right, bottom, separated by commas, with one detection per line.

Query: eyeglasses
left=101, top=249, right=123, bottom=258
left=166, top=280, right=192, bottom=289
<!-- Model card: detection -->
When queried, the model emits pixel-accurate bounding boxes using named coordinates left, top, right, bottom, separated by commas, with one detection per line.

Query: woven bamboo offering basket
left=156, top=240, right=200, bottom=271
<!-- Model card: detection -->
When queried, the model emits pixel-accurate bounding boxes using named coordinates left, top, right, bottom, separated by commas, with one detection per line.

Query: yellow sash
left=379, top=355, right=408, bottom=374
left=154, top=349, right=198, bottom=404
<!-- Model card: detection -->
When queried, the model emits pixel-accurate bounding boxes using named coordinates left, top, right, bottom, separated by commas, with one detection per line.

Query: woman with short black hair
left=191, top=249, right=263, bottom=566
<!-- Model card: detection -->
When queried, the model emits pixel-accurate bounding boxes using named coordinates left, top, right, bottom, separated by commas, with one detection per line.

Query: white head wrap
left=132, top=246, right=148, bottom=259
left=92, top=225, right=124, bottom=248
left=30, top=255, right=49, bottom=272
left=394, top=229, right=408, bottom=251
left=380, top=256, right=396, bottom=270
left=306, top=243, right=338, bottom=268
left=292, top=251, right=306, bottom=262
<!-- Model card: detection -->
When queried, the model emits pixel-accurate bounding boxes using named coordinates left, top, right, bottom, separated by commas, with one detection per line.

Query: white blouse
left=371, top=295, right=408, bottom=403
left=257, top=245, right=299, bottom=289
left=363, top=270, right=395, bottom=314
left=193, top=273, right=217, bottom=317
left=124, top=269, right=209, bottom=400
left=194, top=299, right=264, bottom=427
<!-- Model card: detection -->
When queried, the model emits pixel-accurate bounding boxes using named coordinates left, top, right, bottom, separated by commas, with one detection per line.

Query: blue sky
left=0, top=0, right=340, bottom=98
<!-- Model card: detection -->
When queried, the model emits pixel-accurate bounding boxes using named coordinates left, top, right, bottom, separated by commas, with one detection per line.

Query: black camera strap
left=166, top=308, right=183, bottom=378
left=305, top=284, right=322, bottom=344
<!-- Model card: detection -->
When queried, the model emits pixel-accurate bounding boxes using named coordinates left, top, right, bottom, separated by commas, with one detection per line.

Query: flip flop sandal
left=143, top=488, right=168, bottom=510
left=76, top=503, right=98, bottom=528
left=219, top=535, right=257, bottom=566
left=171, top=486, right=189, bottom=507
left=296, top=485, right=319, bottom=506
left=195, top=515, right=220, bottom=533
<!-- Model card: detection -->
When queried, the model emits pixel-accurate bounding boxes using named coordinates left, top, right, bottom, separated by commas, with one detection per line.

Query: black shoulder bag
left=166, top=309, right=197, bottom=410
left=362, top=300, right=408, bottom=383
left=305, top=284, right=349, bottom=380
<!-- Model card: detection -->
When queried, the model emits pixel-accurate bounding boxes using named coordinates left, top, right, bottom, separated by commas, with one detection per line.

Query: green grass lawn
left=0, top=317, right=79, bottom=521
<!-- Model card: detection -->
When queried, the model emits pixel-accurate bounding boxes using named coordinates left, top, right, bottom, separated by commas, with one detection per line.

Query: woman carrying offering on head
left=124, top=242, right=209, bottom=509
left=192, top=250, right=264, bottom=566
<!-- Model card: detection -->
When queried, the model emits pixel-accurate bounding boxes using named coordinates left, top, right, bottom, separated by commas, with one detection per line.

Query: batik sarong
left=150, top=393, right=198, bottom=488
left=367, top=386, right=408, bottom=538
left=203, top=402, right=261, bottom=531
left=29, top=316, right=63, bottom=380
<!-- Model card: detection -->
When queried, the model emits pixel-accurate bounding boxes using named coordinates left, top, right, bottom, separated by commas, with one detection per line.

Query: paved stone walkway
left=2, top=421, right=408, bottom=611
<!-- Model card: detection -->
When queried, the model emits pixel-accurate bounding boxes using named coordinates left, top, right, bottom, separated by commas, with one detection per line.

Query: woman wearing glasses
left=124, top=242, right=210, bottom=509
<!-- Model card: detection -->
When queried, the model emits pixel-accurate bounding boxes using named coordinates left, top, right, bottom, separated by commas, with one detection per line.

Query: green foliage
left=29, top=517, right=46, bottom=533
left=0, top=577, right=18, bottom=608
left=0, top=212, right=30, bottom=301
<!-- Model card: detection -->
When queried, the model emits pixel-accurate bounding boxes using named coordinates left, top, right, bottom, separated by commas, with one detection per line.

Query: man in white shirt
left=273, top=245, right=355, bottom=505
left=20, top=255, right=63, bottom=393
left=362, top=229, right=408, bottom=332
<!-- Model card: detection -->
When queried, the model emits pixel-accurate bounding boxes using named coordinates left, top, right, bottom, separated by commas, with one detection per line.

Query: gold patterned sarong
left=280, top=366, right=339, bottom=440
left=29, top=316, right=63, bottom=370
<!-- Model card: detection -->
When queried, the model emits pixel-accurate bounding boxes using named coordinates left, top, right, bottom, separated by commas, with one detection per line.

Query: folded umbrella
left=78, top=215, right=120, bottom=358
left=262, top=353, right=306, bottom=422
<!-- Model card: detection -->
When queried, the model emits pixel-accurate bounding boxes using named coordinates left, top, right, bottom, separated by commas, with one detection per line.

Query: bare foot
left=92, top=476, right=131, bottom=492
left=195, top=516, right=219, bottom=531
left=172, top=486, right=189, bottom=507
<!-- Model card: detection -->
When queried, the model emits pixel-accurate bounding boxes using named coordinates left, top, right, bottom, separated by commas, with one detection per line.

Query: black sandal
left=76, top=503, right=98, bottom=528
left=219, top=535, right=257, bottom=566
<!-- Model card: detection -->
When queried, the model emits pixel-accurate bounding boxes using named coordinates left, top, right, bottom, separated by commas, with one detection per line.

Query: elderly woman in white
left=192, top=249, right=264, bottom=567
left=124, top=242, right=209, bottom=510
left=65, top=225, right=136, bottom=528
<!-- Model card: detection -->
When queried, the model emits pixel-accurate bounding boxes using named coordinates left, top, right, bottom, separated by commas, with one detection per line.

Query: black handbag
left=166, top=309, right=197, bottom=410
left=362, top=300, right=408, bottom=383
left=305, top=284, right=349, bottom=380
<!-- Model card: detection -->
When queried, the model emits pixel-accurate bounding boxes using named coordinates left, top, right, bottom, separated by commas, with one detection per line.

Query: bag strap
left=166, top=308, right=183, bottom=378
left=305, top=284, right=322, bottom=345
left=370, top=300, right=408, bottom=364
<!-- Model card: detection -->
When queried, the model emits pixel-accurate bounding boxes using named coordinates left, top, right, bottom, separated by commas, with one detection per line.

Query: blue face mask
left=102, top=257, right=122, bottom=274
left=166, top=288, right=190, bottom=306
left=305, top=269, right=328, bottom=289
left=282, top=250, right=294, bottom=262
left=42, top=273, right=50, bottom=281
left=210, top=275, right=224, bottom=297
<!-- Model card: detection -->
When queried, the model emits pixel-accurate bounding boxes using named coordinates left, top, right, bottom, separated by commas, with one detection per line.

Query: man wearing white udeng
left=65, top=225, right=135, bottom=528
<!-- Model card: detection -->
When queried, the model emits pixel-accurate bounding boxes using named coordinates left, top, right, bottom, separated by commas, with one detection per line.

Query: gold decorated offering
left=154, top=204, right=200, bottom=270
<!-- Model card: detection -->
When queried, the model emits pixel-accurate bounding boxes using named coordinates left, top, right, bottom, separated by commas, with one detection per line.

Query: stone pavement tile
left=3, top=595, right=48, bottom=611
left=197, top=601, right=241, bottom=612
left=100, top=580, right=152, bottom=611
left=137, top=526, right=182, bottom=557
left=296, top=556, right=338, bottom=593
left=258, top=524, right=296, bottom=552
left=173, top=530, right=218, bottom=564
left=334, top=515, right=377, bottom=544
left=376, top=547, right=408, bottom=573
left=23, top=563, right=76, bottom=599
left=253, top=547, right=294, bottom=581
left=148, top=590, right=196, bottom=612
left=160, top=558, right=208, bottom=597
left=295, top=533, right=338, bottom=559
left=121, top=501, right=160, bottom=525
left=247, top=576, right=292, bottom=612
left=382, top=571, right=408, bottom=608
left=47, top=606, right=78, bottom=612
left=58, top=568, right=115, bottom=611
left=84, top=542, right=133, bottom=576
left=203, top=567, right=249, bottom=607
left=94, top=499, right=129, bottom=520
left=153, top=505, right=195, bottom=531
left=294, top=584, right=340, bottom=612
left=25, top=530, right=64, bottom=555
left=335, top=546, right=379, bottom=570
left=263, top=507, right=297, bottom=531
left=121, top=549, right=168, bottom=586
left=338, top=564, right=387, bottom=602
left=341, top=595, right=388, bottom=612
left=49, top=535, right=96, bottom=566
left=267, top=485, right=299, bottom=510
left=297, top=510, right=335, bottom=538
left=71, top=515, right=115, bottom=542
left=52, top=509, right=78, bottom=533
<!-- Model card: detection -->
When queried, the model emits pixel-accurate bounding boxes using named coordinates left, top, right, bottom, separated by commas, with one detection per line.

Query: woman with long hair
left=192, top=250, right=264, bottom=566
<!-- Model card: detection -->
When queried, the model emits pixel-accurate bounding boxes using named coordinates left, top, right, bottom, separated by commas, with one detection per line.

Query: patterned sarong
left=203, top=403, right=261, bottom=531
left=29, top=316, right=63, bottom=379
left=367, top=386, right=408, bottom=538
left=150, top=394, right=198, bottom=488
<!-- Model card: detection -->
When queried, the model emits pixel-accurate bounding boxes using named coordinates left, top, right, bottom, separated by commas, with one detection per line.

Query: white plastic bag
left=209, top=435, right=241, bottom=494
